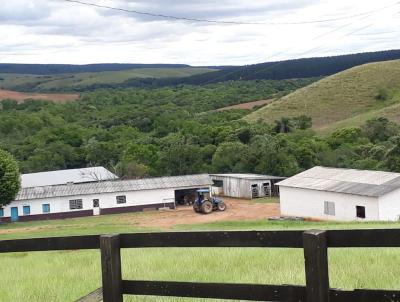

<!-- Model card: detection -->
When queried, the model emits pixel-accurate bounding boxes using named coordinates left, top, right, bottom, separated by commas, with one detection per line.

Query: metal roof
left=210, top=173, right=285, bottom=180
left=277, top=166, right=400, bottom=197
left=21, top=167, right=118, bottom=188
left=16, top=174, right=212, bottom=201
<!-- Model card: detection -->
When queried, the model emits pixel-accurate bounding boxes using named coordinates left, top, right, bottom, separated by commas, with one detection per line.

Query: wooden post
left=100, top=234, right=123, bottom=302
left=303, top=230, right=329, bottom=302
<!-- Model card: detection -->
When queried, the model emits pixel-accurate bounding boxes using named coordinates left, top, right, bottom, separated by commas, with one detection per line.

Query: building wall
left=0, top=188, right=176, bottom=222
left=211, top=176, right=274, bottom=199
left=279, top=186, right=379, bottom=221
left=378, top=188, right=400, bottom=221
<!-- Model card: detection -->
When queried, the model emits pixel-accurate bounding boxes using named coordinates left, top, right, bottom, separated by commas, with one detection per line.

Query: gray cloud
left=0, top=0, right=399, bottom=64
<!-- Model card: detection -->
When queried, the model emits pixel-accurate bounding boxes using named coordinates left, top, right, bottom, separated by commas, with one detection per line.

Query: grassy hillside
left=0, top=67, right=215, bottom=92
left=246, top=60, right=400, bottom=133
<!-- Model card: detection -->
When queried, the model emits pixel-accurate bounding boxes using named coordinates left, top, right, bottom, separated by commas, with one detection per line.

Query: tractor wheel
left=217, top=202, right=227, bottom=211
left=201, top=201, right=213, bottom=214
left=193, top=204, right=200, bottom=213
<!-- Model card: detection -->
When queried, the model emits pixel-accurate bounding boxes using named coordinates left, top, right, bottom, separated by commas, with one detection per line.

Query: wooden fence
left=1, top=229, right=400, bottom=301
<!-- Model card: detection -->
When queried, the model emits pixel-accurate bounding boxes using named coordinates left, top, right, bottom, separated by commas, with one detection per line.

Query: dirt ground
left=0, top=89, right=79, bottom=103
left=130, top=198, right=280, bottom=229
left=217, top=99, right=274, bottom=111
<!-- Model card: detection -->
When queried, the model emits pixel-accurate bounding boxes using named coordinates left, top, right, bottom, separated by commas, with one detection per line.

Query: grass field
left=246, top=60, right=400, bottom=134
left=2, top=208, right=400, bottom=301
left=0, top=67, right=216, bottom=92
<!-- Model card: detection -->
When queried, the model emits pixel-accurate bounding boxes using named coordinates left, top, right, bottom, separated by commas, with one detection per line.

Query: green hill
left=246, top=60, right=400, bottom=134
left=0, top=67, right=216, bottom=92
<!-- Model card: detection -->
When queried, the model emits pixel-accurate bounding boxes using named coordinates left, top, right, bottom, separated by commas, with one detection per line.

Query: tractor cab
left=196, top=188, right=211, bottom=202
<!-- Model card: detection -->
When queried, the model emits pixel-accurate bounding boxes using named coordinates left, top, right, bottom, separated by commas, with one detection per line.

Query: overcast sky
left=1, top=0, right=399, bottom=65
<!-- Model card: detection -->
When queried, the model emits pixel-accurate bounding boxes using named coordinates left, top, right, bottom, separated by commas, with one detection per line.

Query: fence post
left=303, top=230, right=329, bottom=302
left=100, top=234, right=123, bottom=302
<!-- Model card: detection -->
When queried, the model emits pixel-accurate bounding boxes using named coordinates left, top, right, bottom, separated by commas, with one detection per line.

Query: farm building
left=278, top=166, right=400, bottom=221
left=0, top=172, right=212, bottom=223
left=210, top=173, right=285, bottom=199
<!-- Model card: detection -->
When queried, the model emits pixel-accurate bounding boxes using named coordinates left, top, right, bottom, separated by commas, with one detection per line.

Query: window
left=356, top=206, right=366, bottom=219
left=23, top=206, right=30, bottom=215
left=116, top=195, right=126, bottom=204
left=0, top=208, right=3, bottom=217
left=212, top=180, right=223, bottom=187
left=69, top=199, right=83, bottom=210
left=93, top=199, right=99, bottom=208
left=324, top=201, right=335, bottom=216
left=42, top=204, right=50, bottom=213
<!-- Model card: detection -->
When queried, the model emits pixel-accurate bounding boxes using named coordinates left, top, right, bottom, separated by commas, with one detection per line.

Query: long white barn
left=278, top=166, right=400, bottom=221
left=0, top=173, right=212, bottom=223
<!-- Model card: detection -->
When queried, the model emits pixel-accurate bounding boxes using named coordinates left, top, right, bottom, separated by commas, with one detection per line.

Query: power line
left=62, top=0, right=399, bottom=26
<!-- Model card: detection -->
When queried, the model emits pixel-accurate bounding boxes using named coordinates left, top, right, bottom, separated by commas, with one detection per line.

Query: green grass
left=0, top=67, right=216, bottom=92
left=2, top=212, right=400, bottom=301
left=246, top=59, right=400, bottom=134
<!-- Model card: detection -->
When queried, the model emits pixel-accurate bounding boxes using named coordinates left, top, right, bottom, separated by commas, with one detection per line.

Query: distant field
left=2, top=202, right=400, bottom=301
left=217, top=99, right=274, bottom=111
left=0, top=89, right=79, bottom=102
left=246, top=60, right=400, bottom=134
left=0, top=67, right=216, bottom=92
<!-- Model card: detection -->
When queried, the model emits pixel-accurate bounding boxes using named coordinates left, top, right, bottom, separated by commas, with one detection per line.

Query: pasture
left=2, top=201, right=400, bottom=301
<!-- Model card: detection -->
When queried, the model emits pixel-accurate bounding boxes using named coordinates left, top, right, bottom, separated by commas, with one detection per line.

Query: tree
left=274, top=117, right=293, bottom=133
left=362, top=117, right=398, bottom=143
left=0, top=149, right=20, bottom=207
left=292, top=115, right=312, bottom=130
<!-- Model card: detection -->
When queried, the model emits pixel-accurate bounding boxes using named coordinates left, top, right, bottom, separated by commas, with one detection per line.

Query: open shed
left=210, top=173, right=285, bottom=199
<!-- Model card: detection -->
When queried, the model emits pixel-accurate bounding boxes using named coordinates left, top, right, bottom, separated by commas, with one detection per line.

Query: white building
left=0, top=172, right=212, bottom=223
left=210, top=173, right=285, bottom=199
left=278, top=166, right=400, bottom=221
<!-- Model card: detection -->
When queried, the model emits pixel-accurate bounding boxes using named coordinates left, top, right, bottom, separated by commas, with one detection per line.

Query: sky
left=1, top=0, right=400, bottom=65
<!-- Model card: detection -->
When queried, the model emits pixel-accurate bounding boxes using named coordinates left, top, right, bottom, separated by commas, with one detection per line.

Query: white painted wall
left=279, top=186, right=379, bottom=221
left=378, top=188, right=400, bottom=221
left=1, top=188, right=176, bottom=218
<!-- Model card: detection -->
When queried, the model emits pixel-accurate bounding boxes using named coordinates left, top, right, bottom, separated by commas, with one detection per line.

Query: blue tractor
left=193, top=189, right=227, bottom=214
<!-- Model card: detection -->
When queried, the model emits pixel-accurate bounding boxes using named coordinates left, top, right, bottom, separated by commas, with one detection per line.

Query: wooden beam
left=303, top=230, right=329, bottom=302
left=122, top=280, right=306, bottom=301
left=74, top=288, right=103, bottom=302
left=100, top=235, right=122, bottom=302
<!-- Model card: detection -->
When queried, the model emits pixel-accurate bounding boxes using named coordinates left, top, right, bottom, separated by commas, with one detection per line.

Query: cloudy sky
left=1, top=0, right=399, bottom=65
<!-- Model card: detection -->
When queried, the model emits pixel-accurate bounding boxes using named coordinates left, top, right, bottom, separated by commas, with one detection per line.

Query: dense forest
left=2, top=78, right=400, bottom=178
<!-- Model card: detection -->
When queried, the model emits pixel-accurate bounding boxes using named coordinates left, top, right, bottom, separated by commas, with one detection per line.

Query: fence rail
left=1, top=229, right=400, bottom=301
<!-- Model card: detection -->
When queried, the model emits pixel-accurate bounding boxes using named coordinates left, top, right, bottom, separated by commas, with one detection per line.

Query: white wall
left=1, top=188, right=176, bottom=218
left=279, top=186, right=379, bottom=221
left=378, top=188, right=400, bottom=221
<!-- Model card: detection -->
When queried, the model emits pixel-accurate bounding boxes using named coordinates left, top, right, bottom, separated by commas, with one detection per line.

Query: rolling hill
left=150, top=49, right=400, bottom=86
left=0, top=67, right=216, bottom=92
left=246, top=59, right=400, bottom=134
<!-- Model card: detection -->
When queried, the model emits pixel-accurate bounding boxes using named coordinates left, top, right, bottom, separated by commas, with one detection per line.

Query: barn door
left=251, top=184, right=259, bottom=198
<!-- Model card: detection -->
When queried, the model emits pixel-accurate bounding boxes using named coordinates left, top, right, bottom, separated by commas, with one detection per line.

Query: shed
left=210, top=173, right=285, bottom=199
left=0, top=174, right=212, bottom=223
left=278, top=166, right=400, bottom=221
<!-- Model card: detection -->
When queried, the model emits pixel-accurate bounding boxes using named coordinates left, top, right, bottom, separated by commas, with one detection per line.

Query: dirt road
left=129, top=198, right=280, bottom=229
left=0, top=89, right=79, bottom=103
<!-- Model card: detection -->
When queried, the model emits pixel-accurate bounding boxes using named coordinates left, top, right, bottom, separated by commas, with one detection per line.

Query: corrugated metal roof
left=210, top=173, right=285, bottom=180
left=277, top=166, right=400, bottom=197
left=16, top=174, right=212, bottom=201
left=21, top=167, right=118, bottom=188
